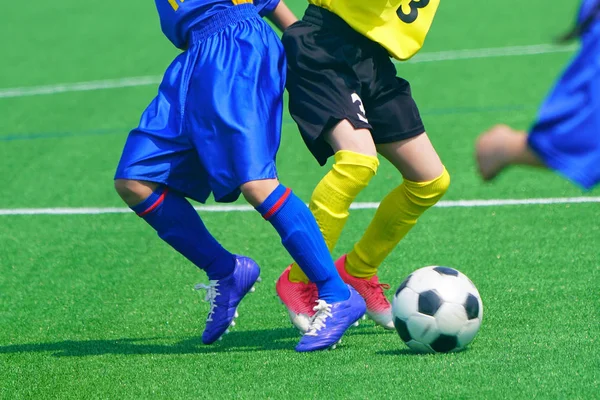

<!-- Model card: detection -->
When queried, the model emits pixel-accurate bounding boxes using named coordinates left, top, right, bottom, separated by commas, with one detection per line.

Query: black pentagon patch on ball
left=465, top=293, right=480, bottom=320
left=393, top=317, right=412, bottom=342
left=430, top=334, right=458, bottom=353
left=418, top=290, right=442, bottom=316
left=395, top=274, right=412, bottom=296
left=433, top=266, right=459, bottom=277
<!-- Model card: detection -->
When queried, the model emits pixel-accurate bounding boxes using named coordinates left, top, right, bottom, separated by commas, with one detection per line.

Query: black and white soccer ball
left=392, top=266, right=483, bottom=353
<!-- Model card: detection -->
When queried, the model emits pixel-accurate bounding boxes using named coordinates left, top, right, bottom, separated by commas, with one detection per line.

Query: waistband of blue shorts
left=190, top=4, right=259, bottom=44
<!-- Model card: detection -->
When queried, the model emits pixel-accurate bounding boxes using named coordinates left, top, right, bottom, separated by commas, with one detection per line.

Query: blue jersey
left=155, top=0, right=280, bottom=49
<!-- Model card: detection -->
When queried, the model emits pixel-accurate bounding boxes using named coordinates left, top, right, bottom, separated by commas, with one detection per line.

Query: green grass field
left=1, top=1, right=599, bottom=398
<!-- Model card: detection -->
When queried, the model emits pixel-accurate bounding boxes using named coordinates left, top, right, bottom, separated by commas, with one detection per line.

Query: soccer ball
left=392, top=266, right=483, bottom=353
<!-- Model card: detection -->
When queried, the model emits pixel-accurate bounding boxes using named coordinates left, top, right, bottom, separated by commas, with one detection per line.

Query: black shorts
left=282, top=5, right=425, bottom=165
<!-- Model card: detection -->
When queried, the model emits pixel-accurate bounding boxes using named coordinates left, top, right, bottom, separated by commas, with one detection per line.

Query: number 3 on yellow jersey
left=397, top=0, right=430, bottom=24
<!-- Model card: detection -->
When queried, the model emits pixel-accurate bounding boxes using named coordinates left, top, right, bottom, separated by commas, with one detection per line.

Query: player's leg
left=334, top=132, right=448, bottom=329
left=239, top=173, right=367, bottom=352
left=114, top=178, right=236, bottom=282
left=278, top=122, right=379, bottom=330
left=475, top=125, right=545, bottom=180
left=349, top=133, right=449, bottom=275
left=114, top=50, right=253, bottom=345
left=187, top=12, right=365, bottom=350
left=240, top=178, right=349, bottom=305
left=287, top=121, right=378, bottom=282
left=276, top=14, right=379, bottom=331
left=339, top=69, right=450, bottom=328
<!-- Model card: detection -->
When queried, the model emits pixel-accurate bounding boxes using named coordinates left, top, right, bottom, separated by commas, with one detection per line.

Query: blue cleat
left=295, top=285, right=366, bottom=352
left=195, top=255, right=260, bottom=345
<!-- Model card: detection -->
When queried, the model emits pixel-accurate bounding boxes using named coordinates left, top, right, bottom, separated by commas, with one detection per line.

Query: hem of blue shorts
left=527, top=134, right=597, bottom=191
left=114, top=170, right=280, bottom=204
left=113, top=174, right=210, bottom=204
left=214, top=171, right=279, bottom=203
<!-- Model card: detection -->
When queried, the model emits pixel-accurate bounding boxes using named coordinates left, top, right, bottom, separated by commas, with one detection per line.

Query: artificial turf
left=1, top=0, right=598, bottom=398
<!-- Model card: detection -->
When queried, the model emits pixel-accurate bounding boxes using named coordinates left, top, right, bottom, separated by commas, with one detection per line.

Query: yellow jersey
left=308, top=0, right=440, bottom=60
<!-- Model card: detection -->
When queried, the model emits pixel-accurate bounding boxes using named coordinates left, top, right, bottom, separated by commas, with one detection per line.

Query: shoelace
left=194, top=280, right=220, bottom=322
left=366, top=277, right=391, bottom=307
left=304, top=300, right=333, bottom=337
left=372, top=281, right=391, bottom=291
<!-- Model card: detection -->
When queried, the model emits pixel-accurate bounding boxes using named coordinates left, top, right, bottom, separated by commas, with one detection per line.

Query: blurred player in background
left=114, top=0, right=366, bottom=352
left=476, top=0, right=600, bottom=190
left=276, top=0, right=450, bottom=332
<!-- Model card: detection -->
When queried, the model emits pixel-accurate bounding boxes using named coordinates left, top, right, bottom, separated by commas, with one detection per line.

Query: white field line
left=404, top=43, right=577, bottom=64
left=0, top=197, right=598, bottom=216
left=0, top=76, right=162, bottom=99
left=0, top=44, right=577, bottom=99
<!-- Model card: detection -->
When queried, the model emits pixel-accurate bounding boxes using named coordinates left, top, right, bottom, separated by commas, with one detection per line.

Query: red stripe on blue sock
left=262, top=187, right=292, bottom=220
left=137, top=188, right=169, bottom=217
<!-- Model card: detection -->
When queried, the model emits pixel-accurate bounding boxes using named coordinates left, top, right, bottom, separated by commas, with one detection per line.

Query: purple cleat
left=195, top=255, right=260, bottom=345
left=295, top=285, right=366, bottom=352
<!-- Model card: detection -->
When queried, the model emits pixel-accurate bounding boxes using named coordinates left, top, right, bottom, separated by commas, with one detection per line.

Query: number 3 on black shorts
left=397, top=0, right=430, bottom=24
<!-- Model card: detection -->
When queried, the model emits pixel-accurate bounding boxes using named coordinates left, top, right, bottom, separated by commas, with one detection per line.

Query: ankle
left=345, top=251, right=377, bottom=279
left=316, top=279, right=350, bottom=303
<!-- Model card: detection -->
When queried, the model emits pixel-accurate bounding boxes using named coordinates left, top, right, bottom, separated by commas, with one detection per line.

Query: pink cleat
left=335, top=255, right=394, bottom=330
left=276, top=266, right=319, bottom=333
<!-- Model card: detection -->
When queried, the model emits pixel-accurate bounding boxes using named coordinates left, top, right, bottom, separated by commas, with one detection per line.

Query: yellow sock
left=288, top=151, right=379, bottom=283
left=346, top=167, right=451, bottom=278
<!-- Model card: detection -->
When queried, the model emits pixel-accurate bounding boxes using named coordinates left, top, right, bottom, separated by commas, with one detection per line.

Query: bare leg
left=114, top=179, right=158, bottom=206
left=475, top=124, right=545, bottom=181
left=324, top=119, right=377, bottom=157
left=376, top=132, right=444, bottom=181
left=240, top=178, right=281, bottom=207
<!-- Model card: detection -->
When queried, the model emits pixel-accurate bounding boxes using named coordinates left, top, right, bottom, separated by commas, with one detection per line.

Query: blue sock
left=131, top=187, right=235, bottom=280
left=256, top=184, right=349, bottom=303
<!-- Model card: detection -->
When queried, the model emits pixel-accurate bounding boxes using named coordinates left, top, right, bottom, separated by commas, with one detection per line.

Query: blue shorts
left=528, top=17, right=600, bottom=190
left=115, top=5, right=285, bottom=203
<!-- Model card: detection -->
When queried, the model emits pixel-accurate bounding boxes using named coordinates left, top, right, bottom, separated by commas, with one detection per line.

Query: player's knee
left=114, top=179, right=156, bottom=206
left=115, top=179, right=130, bottom=198
left=335, top=150, right=379, bottom=183
left=404, top=167, right=450, bottom=206
left=433, top=167, right=451, bottom=200
left=240, top=178, right=280, bottom=207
